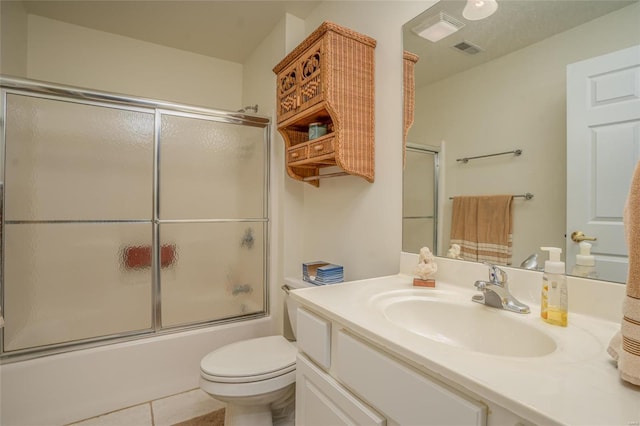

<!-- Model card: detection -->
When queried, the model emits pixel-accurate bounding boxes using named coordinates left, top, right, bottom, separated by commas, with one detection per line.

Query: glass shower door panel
left=403, top=150, right=436, bottom=219
left=2, top=223, right=153, bottom=352
left=159, top=114, right=266, bottom=220
left=160, top=222, right=265, bottom=328
left=403, top=149, right=437, bottom=253
left=403, top=218, right=435, bottom=255
left=4, top=94, right=154, bottom=221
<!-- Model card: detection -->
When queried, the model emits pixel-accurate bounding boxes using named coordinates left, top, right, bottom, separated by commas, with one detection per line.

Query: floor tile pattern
left=69, top=389, right=224, bottom=426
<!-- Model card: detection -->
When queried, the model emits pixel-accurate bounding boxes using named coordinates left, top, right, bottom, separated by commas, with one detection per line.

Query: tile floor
left=68, top=389, right=225, bottom=426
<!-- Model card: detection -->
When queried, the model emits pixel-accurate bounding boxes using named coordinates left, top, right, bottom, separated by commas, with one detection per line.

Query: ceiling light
left=412, top=12, right=465, bottom=43
left=462, top=0, right=498, bottom=21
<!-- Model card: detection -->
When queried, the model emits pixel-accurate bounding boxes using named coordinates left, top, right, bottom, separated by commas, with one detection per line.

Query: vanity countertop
left=289, top=273, right=640, bottom=425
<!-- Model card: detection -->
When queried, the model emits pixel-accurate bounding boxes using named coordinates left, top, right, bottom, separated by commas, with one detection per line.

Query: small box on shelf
left=303, top=261, right=344, bottom=285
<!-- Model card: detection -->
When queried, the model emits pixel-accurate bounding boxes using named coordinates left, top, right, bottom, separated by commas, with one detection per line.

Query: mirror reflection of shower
left=238, top=104, right=259, bottom=113
left=402, top=144, right=439, bottom=254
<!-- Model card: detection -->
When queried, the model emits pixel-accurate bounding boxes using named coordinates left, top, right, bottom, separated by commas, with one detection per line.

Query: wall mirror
left=403, top=0, right=640, bottom=283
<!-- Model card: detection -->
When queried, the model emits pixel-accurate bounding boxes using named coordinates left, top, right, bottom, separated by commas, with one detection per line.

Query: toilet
left=199, top=279, right=312, bottom=426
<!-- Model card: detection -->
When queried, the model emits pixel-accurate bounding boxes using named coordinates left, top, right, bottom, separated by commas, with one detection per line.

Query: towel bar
left=456, top=149, right=522, bottom=163
left=302, top=171, right=349, bottom=181
left=449, top=193, right=534, bottom=200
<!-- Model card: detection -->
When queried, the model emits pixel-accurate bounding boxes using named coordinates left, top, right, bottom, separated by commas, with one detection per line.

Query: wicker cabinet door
left=298, top=40, right=325, bottom=113
left=276, top=60, right=299, bottom=123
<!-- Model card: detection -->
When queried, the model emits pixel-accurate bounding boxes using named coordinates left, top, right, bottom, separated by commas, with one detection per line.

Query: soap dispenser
left=540, top=247, right=567, bottom=327
left=571, top=242, right=598, bottom=279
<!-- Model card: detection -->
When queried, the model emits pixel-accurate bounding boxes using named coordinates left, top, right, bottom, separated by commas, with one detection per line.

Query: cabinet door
left=296, top=354, right=385, bottom=426
left=297, top=39, right=324, bottom=112
left=297, top=308, right=331, bottom=369
left=336, top=331, right=486, bottom=426
left=276, top=60, right=300, bottom=123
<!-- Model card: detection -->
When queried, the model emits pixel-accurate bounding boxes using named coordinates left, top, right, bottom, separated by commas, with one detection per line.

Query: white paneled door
left=566, top=45, right=640, bottom=283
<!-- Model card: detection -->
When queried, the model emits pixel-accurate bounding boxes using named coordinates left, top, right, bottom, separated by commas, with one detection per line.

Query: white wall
left=0, top=0, right=28, bottom=175
left=26, top=15, right=243, bottom=110
left=409, top=2, right=640, bottom=266
left=280, top=16, right=307, bottom=282
left=295, top=1, right=436, bottom=281
left=0, top=0, right=28, bottom=76
left=242, top=13, right=308, bottom=336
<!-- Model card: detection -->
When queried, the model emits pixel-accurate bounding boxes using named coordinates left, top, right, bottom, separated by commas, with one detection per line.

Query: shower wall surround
left=0, top=78, right=270, bottom=359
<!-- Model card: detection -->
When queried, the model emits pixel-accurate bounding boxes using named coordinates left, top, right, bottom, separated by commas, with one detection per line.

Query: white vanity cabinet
left=290, top=269, right=638, bottom=425
left=295, top=308, right=385, bottom=425
left=296, top=354, right=386, bottom=426
left=295, top=307, right=489, bottom=426
left=335, top=331, right=487, bottom=426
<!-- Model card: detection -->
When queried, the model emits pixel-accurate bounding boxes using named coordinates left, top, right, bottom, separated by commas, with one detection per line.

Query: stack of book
left=303, top=261, right=344, bottom=285
left=314, top=264, right=344, bottom=284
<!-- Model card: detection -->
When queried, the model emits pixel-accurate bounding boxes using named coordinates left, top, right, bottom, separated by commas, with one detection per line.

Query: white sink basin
left=370, top=290, right=557, bottom=358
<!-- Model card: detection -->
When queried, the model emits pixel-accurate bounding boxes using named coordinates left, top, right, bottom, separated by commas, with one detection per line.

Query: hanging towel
left=608, top=160, right=640, bottom=386
left=450, top=195, right=513, bottom=266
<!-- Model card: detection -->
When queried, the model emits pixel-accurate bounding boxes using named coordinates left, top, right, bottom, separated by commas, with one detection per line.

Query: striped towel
left=608, top=160, right=640, bottom=386
left=450, top=195, right=513, bottom=266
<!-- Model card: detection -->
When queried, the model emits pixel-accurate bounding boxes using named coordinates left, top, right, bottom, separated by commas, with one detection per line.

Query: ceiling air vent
left=452, top=41, right=483, bottom=55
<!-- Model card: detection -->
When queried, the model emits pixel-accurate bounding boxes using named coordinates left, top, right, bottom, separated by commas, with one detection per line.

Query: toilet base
left=225, top=402, right=273, bottom=426
left=204, top=383, right=295, bottom=426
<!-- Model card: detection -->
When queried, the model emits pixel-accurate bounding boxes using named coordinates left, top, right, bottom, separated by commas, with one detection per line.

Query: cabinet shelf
left=273, top=21, right=376, bottom=187
left=279, top=103, right=333, bottom=130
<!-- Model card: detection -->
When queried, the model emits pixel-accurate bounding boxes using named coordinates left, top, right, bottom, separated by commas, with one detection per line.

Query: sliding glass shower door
left=402, top=145, right=439, bottom=254
left=1, top=82, right=269, bottom=358
left=158, top=113, right=266, bottom=328
left=3, top=94, right=155, bottom=352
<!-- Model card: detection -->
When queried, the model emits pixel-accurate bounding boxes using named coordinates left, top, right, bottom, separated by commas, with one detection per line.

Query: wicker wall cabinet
left=273, top=22, right=376, bottom=187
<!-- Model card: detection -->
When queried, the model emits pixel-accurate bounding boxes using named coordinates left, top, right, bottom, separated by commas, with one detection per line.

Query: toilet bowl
left=199, top=278, right=312, bottom=426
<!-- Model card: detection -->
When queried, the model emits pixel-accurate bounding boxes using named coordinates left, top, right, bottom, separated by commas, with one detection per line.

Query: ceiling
left=403, top=0, right=637, bottom=87
left=18, top=0, right=638, bottom=81
left=20, top=0, right=321, bottom=63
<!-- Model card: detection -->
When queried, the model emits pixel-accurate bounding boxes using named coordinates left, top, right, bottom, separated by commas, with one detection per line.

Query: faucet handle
left=483, top=262, right=508, bottom=285
left=474, top=280, right=487, bottom=291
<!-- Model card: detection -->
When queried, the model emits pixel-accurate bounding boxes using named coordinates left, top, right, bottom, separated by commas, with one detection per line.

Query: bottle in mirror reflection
left=571, top=242, right=598, bottom=279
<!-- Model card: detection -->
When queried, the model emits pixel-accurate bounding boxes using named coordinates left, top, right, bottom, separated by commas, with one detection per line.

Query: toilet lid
left=201, top=335, right=297, bottom=383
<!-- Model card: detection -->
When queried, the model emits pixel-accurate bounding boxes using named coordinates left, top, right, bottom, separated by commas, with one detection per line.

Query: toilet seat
left=200, top=335, right=297, bottom=384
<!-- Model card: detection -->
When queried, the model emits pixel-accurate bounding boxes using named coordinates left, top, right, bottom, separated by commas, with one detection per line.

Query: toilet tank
left=283, top=278, right=314, bottom=339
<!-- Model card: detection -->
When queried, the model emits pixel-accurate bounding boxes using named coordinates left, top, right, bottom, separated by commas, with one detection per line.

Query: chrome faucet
left=472, top=263, right=530, bottom=314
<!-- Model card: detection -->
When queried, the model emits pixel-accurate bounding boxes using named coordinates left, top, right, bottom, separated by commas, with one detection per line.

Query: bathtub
left=0, top=316, right=275, bottom=425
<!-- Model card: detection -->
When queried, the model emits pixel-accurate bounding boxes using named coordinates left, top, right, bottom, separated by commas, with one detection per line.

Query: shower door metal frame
left=0, top=76, right=271, bottom=362
left=403, top=143, right=440, bottom=254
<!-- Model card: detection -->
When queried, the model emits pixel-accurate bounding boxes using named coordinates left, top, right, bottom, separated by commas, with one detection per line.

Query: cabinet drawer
left=288, top=146, right=308, bottom=163
left=309, top=138, right=335, bottom=158
left=335, top=331, right=486, bottom=426
left=297, top=308, right=331, bottom=369
left=296, top=354, right=385, bottom=426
